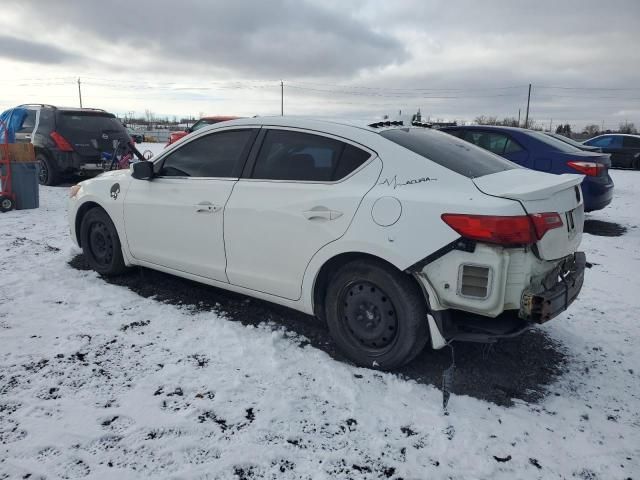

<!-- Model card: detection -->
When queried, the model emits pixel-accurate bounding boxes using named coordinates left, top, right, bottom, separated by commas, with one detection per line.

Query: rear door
left=224, top=128, right=380, bottom=300
left=124, top=128, right=258, bottom=281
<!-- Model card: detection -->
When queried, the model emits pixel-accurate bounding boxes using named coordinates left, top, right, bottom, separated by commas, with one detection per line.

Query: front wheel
left=325, top=260, right=430, bottom=370
left=80, top=208, right=127, bottom=275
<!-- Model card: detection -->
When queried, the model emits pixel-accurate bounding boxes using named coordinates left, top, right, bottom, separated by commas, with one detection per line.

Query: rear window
left=56, top=111, right=126, bottom=134
left=528, top=131, right=583, bottom=153
left=380, top=128, right=518, bottom=178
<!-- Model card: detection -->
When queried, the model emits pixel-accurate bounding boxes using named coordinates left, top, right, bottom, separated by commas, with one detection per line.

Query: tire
left=37, top=152, right=60, bottom=186
left=0, top=195, right=14, bottom=212
left=80, top=208, right=127, bottom=276
left=633, top=156, right=640, bottom=170
left=325, top=260, right=430, bottom=370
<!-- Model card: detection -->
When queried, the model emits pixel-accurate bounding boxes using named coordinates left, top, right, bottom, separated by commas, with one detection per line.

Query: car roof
left=199, top=115, right=241, bottom=121
left=589, top=133, right=640, bottom=138
left=209, top=115, right=414, bottom=134
left=440, top=124, right=528, bottom=133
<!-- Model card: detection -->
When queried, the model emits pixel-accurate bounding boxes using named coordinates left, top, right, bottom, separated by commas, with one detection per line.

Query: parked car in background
left=545, top=132, right=602, bottom=152
left=440, top=125, right=613, bottom=212
left=166, top=115, right=240, bottom=146
left=13, top=104, right=132, bottom=186
left=582, top=134, right=640, bottom=169
left=69, top=118, right=586, bottom=370
left=127, top=127, right=144, bottom=143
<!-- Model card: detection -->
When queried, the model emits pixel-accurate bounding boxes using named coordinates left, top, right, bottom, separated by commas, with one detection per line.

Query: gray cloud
left=0, top=34, right=84, bottom=65
left=5, top=0, right=407, bottom=77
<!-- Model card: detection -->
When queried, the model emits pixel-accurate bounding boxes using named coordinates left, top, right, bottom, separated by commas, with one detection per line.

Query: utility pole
left=524, top=83, right=531, bottom=129
left=280, top=80, right=284, bottom=116
left=549, top=118, right=553, bottom=132
left=601, top=120, right=604, bottom=133
left=77, top=77, right=83, bottom=108
left=518, top=108, right=521, bottom=127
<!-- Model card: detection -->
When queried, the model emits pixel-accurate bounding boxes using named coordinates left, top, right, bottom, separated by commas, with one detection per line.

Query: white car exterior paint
left=69, top=117, right=584, bottom=349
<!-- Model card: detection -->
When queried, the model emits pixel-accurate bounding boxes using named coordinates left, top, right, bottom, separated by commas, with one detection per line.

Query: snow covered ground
left=0, top=167, right=638, bottom=479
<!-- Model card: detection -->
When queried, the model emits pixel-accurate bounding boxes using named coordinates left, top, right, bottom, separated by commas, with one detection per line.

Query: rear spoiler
left=473, top=171, right=583, bottom=201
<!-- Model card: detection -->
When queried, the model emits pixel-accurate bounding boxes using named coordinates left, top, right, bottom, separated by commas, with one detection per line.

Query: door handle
left=303, top=207, right=343, bottom=221
left=195, top=201, right=221, bottom=213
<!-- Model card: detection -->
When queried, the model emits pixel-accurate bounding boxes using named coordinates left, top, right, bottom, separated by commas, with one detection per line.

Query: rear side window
left=159, top=129, right=255, bottom=177
left=380, top=128, right=518, bottom=178
left=463, top=131, right=511, bottom=155
left=19, top=110, right=37, bottom=132
left=252, top=130, right=370, bottom=181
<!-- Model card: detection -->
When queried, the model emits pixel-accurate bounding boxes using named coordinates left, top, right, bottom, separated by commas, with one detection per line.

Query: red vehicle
left=166, top=116, right=240, bottom=146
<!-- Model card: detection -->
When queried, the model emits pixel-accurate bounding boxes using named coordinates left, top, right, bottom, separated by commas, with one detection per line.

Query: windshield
left=380, top=128, right=519, bottom=178
left=192, top=119, right=217, bottom=131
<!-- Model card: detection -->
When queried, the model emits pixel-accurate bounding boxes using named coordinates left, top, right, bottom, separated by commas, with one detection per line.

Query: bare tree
left=619, top=121, right=637, bottom=134
left=474, top=115, right=499, bottom=125
left=583, top=124, right=600, bottom=136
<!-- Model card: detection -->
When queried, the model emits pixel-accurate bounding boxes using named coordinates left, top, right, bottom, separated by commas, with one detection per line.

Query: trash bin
left=0, top=162, right=39, bottom=210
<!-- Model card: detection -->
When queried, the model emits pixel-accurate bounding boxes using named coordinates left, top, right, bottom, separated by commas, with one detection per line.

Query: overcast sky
left=0, top=0, right=638, bottom=130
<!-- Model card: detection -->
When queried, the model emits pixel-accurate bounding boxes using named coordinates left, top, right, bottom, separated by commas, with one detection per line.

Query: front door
left=123, top=128, right=258, bottom=282
left=224, top=128, right=380, bottom=300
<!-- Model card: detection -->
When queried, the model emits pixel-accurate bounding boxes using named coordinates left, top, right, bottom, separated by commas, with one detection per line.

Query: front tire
left=80, top=208, right=127, bottom=276
left=325, top=260, right=429, bottom=370
left=37, top=152, right=60, bottom=186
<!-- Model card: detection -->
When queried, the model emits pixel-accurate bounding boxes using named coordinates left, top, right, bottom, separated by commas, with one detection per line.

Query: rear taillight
left=50, top=131, right=73, bottom=152
left=441, top=212, right=564, bottom=246
left=529, top=212, right=564, bottom=239
left=567, top=161, right=603, bottom=176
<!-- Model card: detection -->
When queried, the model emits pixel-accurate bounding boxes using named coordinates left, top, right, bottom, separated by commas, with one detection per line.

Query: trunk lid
left=56, top=110, right=130, bottom=157
left=473, top=169, right=584, bottom=260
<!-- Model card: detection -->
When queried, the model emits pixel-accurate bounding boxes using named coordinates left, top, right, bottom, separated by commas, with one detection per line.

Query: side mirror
left=131, top=161, right=154, bottom=180
left=185, top=127, right=192, bottom=133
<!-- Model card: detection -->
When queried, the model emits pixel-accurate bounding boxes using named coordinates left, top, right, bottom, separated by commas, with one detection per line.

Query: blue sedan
left=440, top=125, right=614, bottom=212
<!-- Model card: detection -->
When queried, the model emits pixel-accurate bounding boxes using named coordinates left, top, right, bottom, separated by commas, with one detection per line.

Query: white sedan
left=68, top=117, right=586, bottom=369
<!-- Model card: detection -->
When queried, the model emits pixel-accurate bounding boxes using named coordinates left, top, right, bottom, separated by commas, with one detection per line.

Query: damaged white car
left=68, top=117, right=586, bottom=369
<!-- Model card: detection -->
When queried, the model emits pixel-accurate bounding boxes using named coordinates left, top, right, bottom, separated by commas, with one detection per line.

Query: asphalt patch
left=69, top=254, right=567, bottom=407
left=583, top=219, right=627, bottom=237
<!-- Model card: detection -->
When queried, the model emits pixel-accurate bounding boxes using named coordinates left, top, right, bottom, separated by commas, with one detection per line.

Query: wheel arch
left=311, top=251, right=426, bottom=321
left=74, top=201, right=103, bottom=247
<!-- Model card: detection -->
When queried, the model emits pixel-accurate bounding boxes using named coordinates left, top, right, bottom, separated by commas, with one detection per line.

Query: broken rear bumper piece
left=414, top=245, right=586, bottom=346
left=519, top=251, right=586, bottom=324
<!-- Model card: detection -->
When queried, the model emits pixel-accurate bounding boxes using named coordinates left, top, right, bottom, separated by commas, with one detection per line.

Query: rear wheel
left=37, top=152, right=60, bottom=186
left=0, top=195, right=14, bottom=212
left=325, top=260, right=429, bottom=370
left=80, top=208, right=127, bottom=276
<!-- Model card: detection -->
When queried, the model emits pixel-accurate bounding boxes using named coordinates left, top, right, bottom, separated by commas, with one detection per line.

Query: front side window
left=158, top=129, right=255, bottom=177
left=251, top=130, right=369, bottom=181
left=623, top=136, right=640, bottom=148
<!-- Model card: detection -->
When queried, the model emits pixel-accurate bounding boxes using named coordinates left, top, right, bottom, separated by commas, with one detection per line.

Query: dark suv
left=14, top=104, right=132, bottom=185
